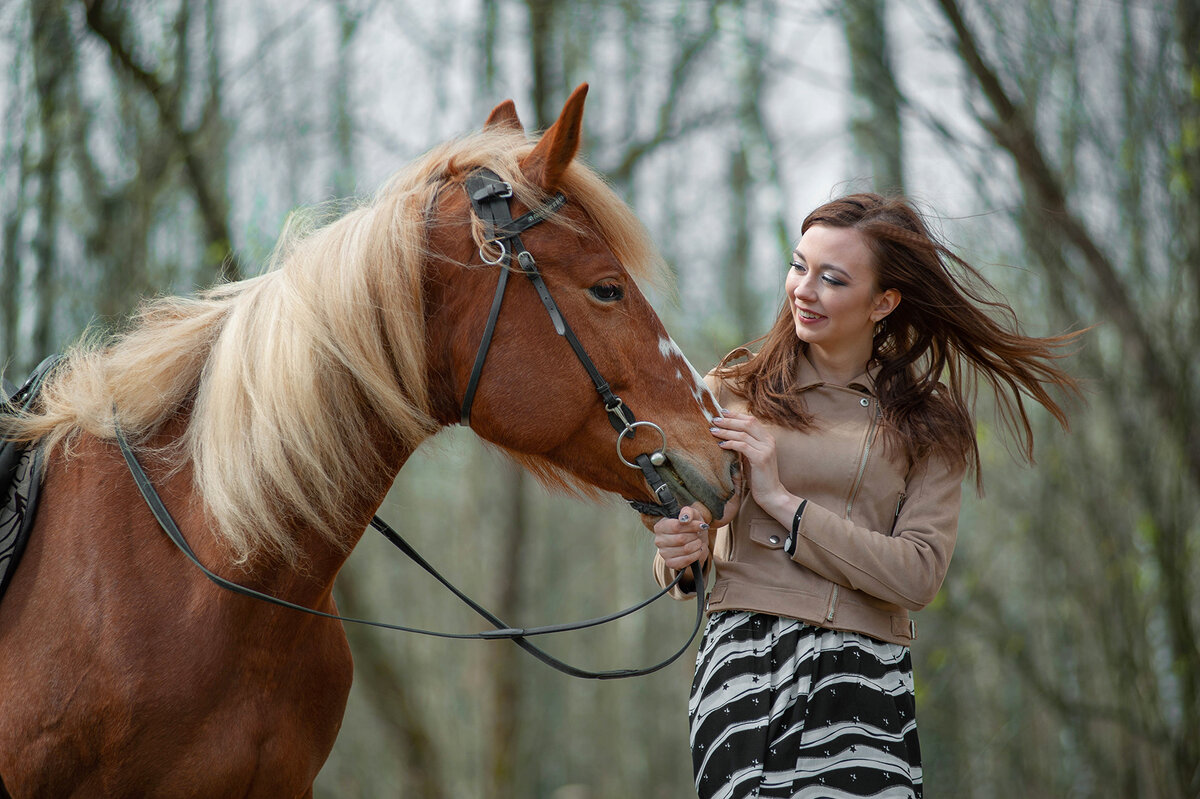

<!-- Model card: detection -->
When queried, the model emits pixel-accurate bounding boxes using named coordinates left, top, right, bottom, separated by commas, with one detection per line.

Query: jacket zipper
left=845, top=400, right=881, bottom=518
left=828, top=399, right=879, bottom=624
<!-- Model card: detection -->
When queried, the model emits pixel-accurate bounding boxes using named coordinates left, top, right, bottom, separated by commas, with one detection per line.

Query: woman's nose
left=792, top=273, right=817, bottom=300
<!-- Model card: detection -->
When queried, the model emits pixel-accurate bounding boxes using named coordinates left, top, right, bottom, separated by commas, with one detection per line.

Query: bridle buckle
left=605, top=397, right=634, bottom=429
left=471, top=180, right=513, bottom=203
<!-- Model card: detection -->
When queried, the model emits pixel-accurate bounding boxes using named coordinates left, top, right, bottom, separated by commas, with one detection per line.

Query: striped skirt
left=689, top=611, right=922, bottom=799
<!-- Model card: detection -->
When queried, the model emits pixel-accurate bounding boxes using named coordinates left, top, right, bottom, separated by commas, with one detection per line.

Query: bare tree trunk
left=1, top=61, right=30, bottom=367
left=485, top=460, right=529, bottom=799
left=82, top=0, right=240, bottom=283
left=480, top=0, right=499, bottom=90
left=840, top=0, right=905, bottom=193
left=524, top=0, right=558, bottom=129
left=724, top=141, right=756, bottom=346
left=334, top=576, right=448, bottom=799
left=30, top=0, right=69, bottom=362
left=1174, top=0, right=1200, bottom=347
left=331, top=1, right=361, bottom=199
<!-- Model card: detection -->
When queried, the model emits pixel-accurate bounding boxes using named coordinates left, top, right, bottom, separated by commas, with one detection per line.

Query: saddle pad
left=0, top=445, right=40, bottom=604
left=0, top=354, right=61, bottom=604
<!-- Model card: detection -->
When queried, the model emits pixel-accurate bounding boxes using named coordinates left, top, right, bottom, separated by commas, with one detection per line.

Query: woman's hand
left=710, top=411, right=791, bottom=515
left=652, top=505, right=711, bottom=571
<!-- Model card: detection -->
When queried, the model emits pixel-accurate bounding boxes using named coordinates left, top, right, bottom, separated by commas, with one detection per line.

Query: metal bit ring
left=616, top=420, right=669, bottom=469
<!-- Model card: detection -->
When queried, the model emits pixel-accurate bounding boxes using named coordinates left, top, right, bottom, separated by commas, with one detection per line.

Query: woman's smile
left=794, top=305, right=825, bottom=324
left=784, top=224, right=899, bottom=380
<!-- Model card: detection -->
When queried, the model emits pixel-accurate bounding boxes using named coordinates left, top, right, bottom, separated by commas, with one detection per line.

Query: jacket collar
left=795, top=351, right=879, bottom=396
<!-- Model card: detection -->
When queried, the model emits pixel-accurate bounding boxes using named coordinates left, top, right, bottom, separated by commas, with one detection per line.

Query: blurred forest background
left=2, top=0, right=1198, bottom=797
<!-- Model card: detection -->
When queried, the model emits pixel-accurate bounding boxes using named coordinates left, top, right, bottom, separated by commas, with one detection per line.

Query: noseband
left=460, top=169, right=681, bottom=518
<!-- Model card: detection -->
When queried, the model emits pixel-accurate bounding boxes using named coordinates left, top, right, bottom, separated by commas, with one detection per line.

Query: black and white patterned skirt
left=689, top=610, right=922, bottom=799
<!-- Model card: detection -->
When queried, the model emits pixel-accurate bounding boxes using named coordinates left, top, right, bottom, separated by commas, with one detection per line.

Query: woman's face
left=785, top=224, right=900, bottom=371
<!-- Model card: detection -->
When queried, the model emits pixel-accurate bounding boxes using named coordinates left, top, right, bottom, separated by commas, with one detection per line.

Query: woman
left=653, top=193, right=1079, bottom=798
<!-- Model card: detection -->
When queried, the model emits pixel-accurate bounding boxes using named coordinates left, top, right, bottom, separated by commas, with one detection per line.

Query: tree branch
left=932, top=0, right=1200, bottom=490
left=82, top=0, right=241, bottom=282
left=946, top=585, right=1171, bottom=747
left=607, top=0, right=726, bottom=184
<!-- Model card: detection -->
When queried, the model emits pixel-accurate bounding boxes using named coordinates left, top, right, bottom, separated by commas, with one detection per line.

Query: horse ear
left=484, top=99, right=523, bottom=133
left=521, top=83, right=588, bottom=192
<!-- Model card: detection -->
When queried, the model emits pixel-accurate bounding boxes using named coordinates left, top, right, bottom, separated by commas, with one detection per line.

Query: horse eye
left=589, top=283, right=624, bottom=302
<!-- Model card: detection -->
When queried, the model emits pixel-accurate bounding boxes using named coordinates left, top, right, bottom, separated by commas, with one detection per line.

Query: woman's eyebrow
left=793, top=251, right=853, bottom=280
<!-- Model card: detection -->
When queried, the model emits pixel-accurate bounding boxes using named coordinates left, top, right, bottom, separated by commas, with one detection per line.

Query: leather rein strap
left=114, top=421, right=702, bottom=680
left=107, top=167, right=708, bottom=680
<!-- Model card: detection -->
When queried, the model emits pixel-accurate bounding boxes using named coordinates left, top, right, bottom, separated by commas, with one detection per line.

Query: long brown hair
left=716, top=193, right=1081, bottom=484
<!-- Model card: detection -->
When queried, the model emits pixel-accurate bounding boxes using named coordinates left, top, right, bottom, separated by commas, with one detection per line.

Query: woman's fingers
left=653, top=505, right=710, bottom=570
left=711, top=413, right=774, bottom=462
left=711, top=412, right=764, bottom=438
left=709, top=411, right=785, bottom=507
left=714, top=416, right=771, bottom=445
left=660, top=536, right=710, bottom=570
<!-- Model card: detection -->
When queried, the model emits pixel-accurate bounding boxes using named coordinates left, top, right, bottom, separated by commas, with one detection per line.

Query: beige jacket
left=653, top=355, right=966, bottom=646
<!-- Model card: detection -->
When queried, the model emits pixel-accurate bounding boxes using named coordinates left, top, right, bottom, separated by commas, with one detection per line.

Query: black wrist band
left=784, top=499, right=806, bottom=556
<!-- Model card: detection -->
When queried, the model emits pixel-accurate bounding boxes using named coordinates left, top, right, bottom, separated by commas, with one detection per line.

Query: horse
left=0, top=84, right=736, bottom=798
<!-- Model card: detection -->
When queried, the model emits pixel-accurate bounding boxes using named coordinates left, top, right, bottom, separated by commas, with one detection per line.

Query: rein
left=114, top=421, right=702, bottom=680
left=104, top=169, right=710, bottom=681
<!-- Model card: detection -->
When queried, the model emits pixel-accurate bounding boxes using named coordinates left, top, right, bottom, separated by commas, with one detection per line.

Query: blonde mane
left=2, top=127, right=666, bottom=566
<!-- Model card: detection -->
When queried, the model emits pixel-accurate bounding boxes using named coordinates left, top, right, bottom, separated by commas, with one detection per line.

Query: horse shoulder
left=0, top=434, right=353, bottom=797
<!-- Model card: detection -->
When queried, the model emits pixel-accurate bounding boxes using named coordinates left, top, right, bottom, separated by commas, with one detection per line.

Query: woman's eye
left=589, top=283, right=624, bottom=302
left=789, top=261, right=805, bottom=273
left=821, top=274, right=846, bottom=287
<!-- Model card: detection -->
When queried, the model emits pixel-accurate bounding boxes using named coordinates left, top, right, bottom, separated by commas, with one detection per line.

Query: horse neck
left=275, top=418, right=417, bottom=607
left=168, top=411, right=419, bottom=610
left=419, top=224, right=498, bottom=426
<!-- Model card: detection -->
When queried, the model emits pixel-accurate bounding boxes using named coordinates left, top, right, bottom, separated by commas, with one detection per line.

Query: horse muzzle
left=653, top=448, right=738, bottom=522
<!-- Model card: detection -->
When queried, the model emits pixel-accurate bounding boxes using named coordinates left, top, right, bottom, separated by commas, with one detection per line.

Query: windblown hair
left=716, top=193, right=1082, bottom=486
left=2, top=126, right=665, bottom=565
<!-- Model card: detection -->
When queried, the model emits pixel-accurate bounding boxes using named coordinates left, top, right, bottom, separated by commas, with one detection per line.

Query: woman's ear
left=872, top=289, right=901, bottom=322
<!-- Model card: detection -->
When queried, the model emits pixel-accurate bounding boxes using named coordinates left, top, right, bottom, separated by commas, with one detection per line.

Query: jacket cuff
left=784, top=499, right=807, bottom=556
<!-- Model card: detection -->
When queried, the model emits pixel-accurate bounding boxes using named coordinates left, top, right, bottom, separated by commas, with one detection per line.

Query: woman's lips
left=795, top=306, right=825, bottom=323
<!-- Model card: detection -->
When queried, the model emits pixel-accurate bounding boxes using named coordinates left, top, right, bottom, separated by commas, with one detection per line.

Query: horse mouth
left=653, top=451, right=735, bottom=521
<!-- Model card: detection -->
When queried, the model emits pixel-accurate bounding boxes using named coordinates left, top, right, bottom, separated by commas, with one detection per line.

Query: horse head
left=424, top=84, right=737, bottom=520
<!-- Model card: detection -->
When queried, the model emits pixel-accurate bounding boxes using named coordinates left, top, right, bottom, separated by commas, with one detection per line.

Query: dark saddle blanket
left=0, top=447, right=39, bottom=602
left=0, top=356, right=58, bottom=604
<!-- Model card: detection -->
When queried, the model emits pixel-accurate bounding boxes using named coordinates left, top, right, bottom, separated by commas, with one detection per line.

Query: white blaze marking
left=658, top=335, right=720, bottom=423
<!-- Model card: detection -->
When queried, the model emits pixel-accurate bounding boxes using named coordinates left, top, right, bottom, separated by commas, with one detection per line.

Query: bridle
left=459, top=169, right=683, bottom=517
left=109, top=169, right=706, bottom=680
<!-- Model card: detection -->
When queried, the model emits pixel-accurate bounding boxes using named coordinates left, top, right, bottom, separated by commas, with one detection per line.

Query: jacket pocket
left=749, top=518, right=787, bottom=549
left=890, top=491, right=907, bottom=535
